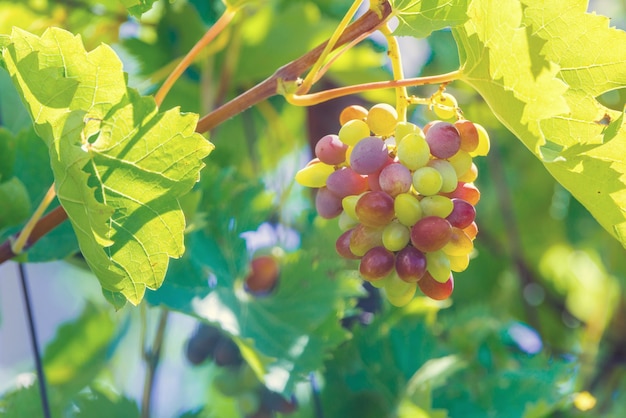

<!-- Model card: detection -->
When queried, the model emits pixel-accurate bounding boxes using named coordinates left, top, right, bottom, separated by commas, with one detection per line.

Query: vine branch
left=194, top=0, right=394, bottom=133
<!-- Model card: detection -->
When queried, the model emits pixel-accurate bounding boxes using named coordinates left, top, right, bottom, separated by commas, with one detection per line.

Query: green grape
left=394, top=192, right=423, bottom=226
left=339, top=119, right=370, bottom=146
left=447, top=150, right=473, bottom=177
left=382, top=221, right=411, bottom=252
left=294, top=160, right=334, bottom=188
left=427, top=159, right=458, bottom=193
left=420, top=195, right=453, bottom=218
left=433, top=92, right=458, bottom=120
left=367, top=103, right=398, bottom=137
left=369, top=273, right=390, bottom=289
left=470, top=123, right=490, bottom=156
left=384, top=272, right=417, bottom=307
left=397, top=132, right=430, bottom=170
left=449, top=253, right=470, bottom=272
left=412, top=166, right=443, bottom=196
left=394, top=121, right=422, bottom=141
left=442, top=227, right=474, bottom=256
left=425, top=250, right=451, bottom=283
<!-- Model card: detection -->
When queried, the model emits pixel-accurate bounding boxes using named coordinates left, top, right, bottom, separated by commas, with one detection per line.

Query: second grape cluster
left=296, top=102, right=489, bottom=306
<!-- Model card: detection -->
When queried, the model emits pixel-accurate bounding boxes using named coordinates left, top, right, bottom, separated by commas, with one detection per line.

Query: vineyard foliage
left=1, top=0, right=626, bottom=417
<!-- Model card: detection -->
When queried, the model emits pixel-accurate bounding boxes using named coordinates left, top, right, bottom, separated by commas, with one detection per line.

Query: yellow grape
left=295, top=160, right=334, bottom=188
left=458, top=162, right=478, bottom=183
left=447, top=150, right=473, bottom=177
left=342, top=195, right=360, bottom=221
left=382, top=221, right=411, bottom=252
left=470, top=123, right=490, bottom=156
left=420, top=195, right=453, bottom=218
left=384, top=272, right=417, bottom=307
left=442, top=227, right=474, bottom=256
left=394, top=121, right=422, bottom=141
left=412, top=166, right=443, bottom=196
left=425, top=250, right=451, bottom=283
left=449, top=254, right=470, bottom=272
left=433, top=92, right=458, bottom=120
left=397, top=132, right=430, bottom=170
left=394, top=192, right=423, bottom=227
left=367, top=103, right=398, bottom=137
left=339, top=119, right=370, bottom=146
left=427, top=159, right=458, bottom=193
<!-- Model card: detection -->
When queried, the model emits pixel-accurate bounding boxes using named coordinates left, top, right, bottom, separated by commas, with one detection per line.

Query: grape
left=397, top=132, right=430, bottom=170
left=378, top=163, right=412, bottom=196
left=367, top=103, right=398, bottom=137
left=425, top=250, right=451, bottom=282
left=326, top=167, right=369, bottom=198
left=422, top=120, right=439, bottom=135
left=432, top=92, right=458, bottom=120
left=294, top=159, right=334, bottom=188
left=442, top=182, right=480, bottom=205
left=442, top=227, right=474, bottom=256
left=464, top=221, right=479, bottom=240
left=338, top=211, right=358, bottom=231
left=382, top=221, right=410, bottom=251
left=410, top=216, right=452, bottom=252
left=425, top=122, right=461, bottom=159
left=412, top=166, right=443, bottom=196
left=340, top=104, right=368, bottom=125
left=237, top=391, right=261, bottom=415
left=447, top=150, right=473, bottom=177
left=394, top=192, right=423, bottom=226
left=359, top=246, right=395, bottom=281
left=186, top=324, right=222, bottom=365
left=454, top=119, right=479, bottom=153
left=449, top=254, right=470, bottom=272
left=471, top=123, right=490, bottom=156
left=446, top=198, right=476, bottom=229
left=427, top=159, right=458, bottom=193
left=350, top=136, right=389, bottom=174
left=355, top=191, right=395, bottom=228
left=245, top=255, right=280, bottom=294
left=367, top=169, right=383, bottom=191
left=339, top=119, right=370, bottom=146
left=395, top=121, right=422, bottom=141
left=315, top=187, right=343, bottom=219
left=214, top=337, right=243, bottom=367
left=336, top=229, right=360, bottom=259
left=418, top=272, right=454, bottom=300
left=420, top=195, right=453, bottom=218
left=384, top=272, right=417, bottom=307
left=395, top=246, right=426, bottom=282
left=342, top=194, right=361, bottom=220
left=315, top=134, right=348, bottom=165
left=349, top=224, right=384, bottom=257
left=458, top=162, right=478, bottom=183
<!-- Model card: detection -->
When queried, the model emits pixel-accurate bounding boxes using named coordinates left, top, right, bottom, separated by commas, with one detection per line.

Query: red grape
left=336, top=229, right=360, bottom=259
left=425, top=121, right=461, bottom=159
left=410, top=216, right=452, bottom=252
left=315, top=187, right=342, bottom=219
left=350, top=136, right=389, bottom=174
left=355, top=191, right=395, bottom=228
left=378, top=163, right=412, bottom=196
left=359, top=246, right=395, bottom=281
left=418, top=272, right=454, bottom=300
left=315, top=134, right=348, bottom=165
left=326, top=167, right=369, bottom=198
left=395, top=246, right=427, bottom=283
left=446, top=198, right=476, bottom=229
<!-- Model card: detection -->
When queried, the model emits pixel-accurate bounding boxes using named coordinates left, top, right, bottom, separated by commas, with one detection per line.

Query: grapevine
left=296, top=91, right=489, bottom=306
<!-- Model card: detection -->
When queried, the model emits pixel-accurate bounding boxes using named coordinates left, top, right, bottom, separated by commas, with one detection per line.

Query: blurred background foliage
left=1, top=0, right=626, bottom=417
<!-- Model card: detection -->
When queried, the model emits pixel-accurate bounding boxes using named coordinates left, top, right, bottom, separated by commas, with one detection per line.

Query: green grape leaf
left=43, top=302, right=117, bottom=396
left=453, top=0, right=626, bottom=248
left=1, top=27, right=214, bottom=304
left=393, top=0, right=470, bottom=38
left=118, top=0, right=157, bottom=17
left=72, top=387, right=140, bottom=418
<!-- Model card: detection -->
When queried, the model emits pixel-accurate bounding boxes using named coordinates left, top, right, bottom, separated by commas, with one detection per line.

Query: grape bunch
left=295, top=101, right=489, bottom=306
left=186, top=324, right=297, bottom=417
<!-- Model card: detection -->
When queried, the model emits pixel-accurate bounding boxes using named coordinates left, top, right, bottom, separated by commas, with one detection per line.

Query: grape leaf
left=118, top=0, right=157, bottom=17
left=452, top=0, right=626, bottom=247
left=1, top=27, right=214, bottom=304
left=393, top=0, right=470, bottom=38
